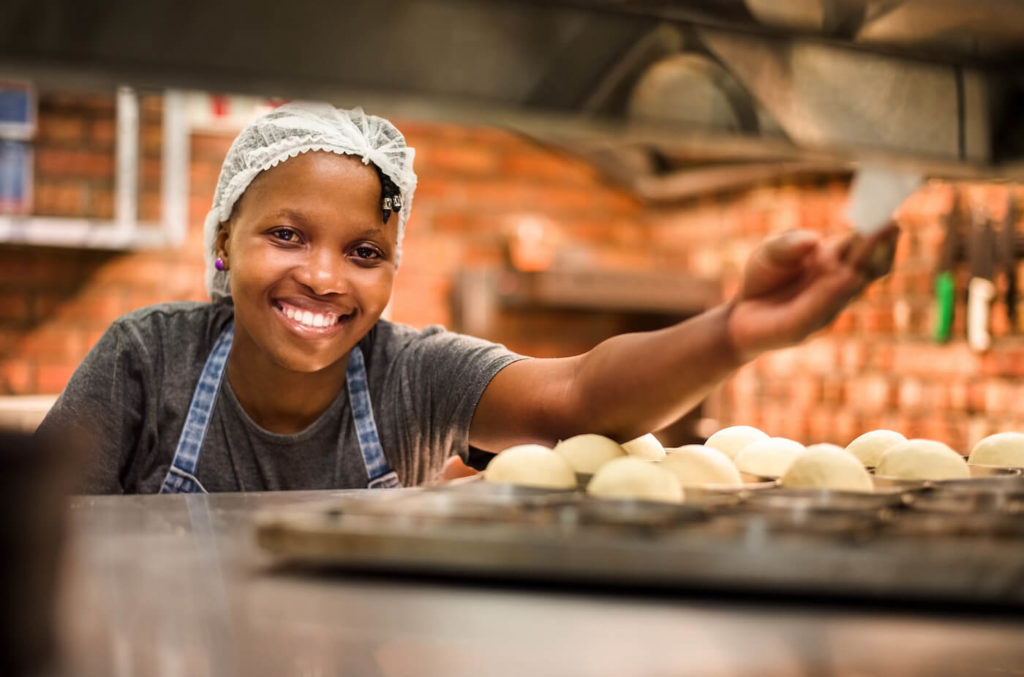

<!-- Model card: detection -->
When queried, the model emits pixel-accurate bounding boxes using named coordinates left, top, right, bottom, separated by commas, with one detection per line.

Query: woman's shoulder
left=366, top=319, right=464, bottom=350
left=112, top=301, right=233, bottom=350
left=365, top=319, right=518, bottom=364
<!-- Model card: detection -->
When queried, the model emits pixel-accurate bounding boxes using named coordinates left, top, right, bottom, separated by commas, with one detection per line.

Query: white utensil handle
left=967, top=277, right=997, bottom=353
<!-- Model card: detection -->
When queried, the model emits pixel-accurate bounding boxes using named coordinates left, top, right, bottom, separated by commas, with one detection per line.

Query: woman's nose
left=295, top=247, right=347, bottom=296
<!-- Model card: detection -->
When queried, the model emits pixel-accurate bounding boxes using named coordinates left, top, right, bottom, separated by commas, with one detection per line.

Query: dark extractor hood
left=3, top=0, right=1024, bottom=200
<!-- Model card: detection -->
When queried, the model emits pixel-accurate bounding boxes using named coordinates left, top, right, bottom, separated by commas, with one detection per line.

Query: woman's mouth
left=273, top=301, right=352, bottom=334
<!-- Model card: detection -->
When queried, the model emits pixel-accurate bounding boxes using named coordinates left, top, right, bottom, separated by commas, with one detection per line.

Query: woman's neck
left=225, top=345, right=349, bottom=435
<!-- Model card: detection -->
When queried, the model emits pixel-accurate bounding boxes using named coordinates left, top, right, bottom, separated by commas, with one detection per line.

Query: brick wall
left=1, top=90, right=1022, bottom=454
left=674, top=182, right=1024, bottom=453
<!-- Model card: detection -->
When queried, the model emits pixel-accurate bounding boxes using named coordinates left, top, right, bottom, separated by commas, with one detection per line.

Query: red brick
left=141, top=125, right=163, bottom=154
left=90, top=118, right=116, bottom=147
left=33, top=181, right=85, bottom=216
left=190, top=134, right=235, bottom=162
left=990, top=304, right=1010, bottom=338
left=92, top=253, right=170, bottom=287
left=501, top=151, right=597, bottom=184
left=417, top=145, right=500, bottom=176
left=947, top=379, right=969, bottom=411
left=820, top=376, right=846, bottom=406
left=17, top=327, right=82, bottom=361
left=189, top=161, right=222, bottom=193
left=805, top=410, right=841, bottom=445
left=189, top=196, right=214, bottom=221
left=829, top=308, right=855, bottom=334
left=0, top=360, right=33, bottom=394
left=122, top=290, right=171, bottom=314
left=531, top=184, right=637, bottom=214
left=36, top=362, right=76, bottom=394
left=37, top=115, right=86, bottom=144
left=76, top=93, right=116, bottom=114
left=35, top=148, right=115, bottom=178
left=397, top=120, right=517, bottom=150
left=140, top=94, right=163, bottom=118
left=50, top=290, right=124, bottom=327
left=0, top=250, right=84, bottom=287
left=983, top=380, right=1015, bottom=415
left=872, top=343, right=894, bottom=370
left=967, top=381, right=986, bottom=414
left=139, top=190, right=162, bottom=222
left=88, top=187, right=114, bottom=219
left=832, top=410, right=861, bottom=446
left=846, top=375, right=892, bottom=413
left=897, top=377, right=927, bottom=411
left=838, top=340, right=866, bottom=372
left=140, top=157, right=162, bottom=183
left=0, top=291, right=31, bottom=321
left=857, top=305, right=894, bottom=333
left=789, top=376, right=821, bottom=409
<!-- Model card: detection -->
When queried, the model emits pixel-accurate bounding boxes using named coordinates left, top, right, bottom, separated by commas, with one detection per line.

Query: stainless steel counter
left=58, top=491, right=1024, bottom=677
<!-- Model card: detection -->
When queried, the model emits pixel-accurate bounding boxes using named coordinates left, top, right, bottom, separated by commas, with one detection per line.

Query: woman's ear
left=214, top=222, right=231, bottom=269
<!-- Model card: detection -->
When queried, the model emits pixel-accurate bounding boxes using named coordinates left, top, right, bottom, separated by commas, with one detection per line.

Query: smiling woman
left=37, top=104, right=527, bottom=493
left=36, top=102, right=899, bottom=495
left=220, top=153, right=397, bottom=419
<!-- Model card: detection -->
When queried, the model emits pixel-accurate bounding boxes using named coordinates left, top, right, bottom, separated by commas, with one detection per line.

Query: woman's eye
left=270, top=228, right=300, bottom=243
left=354, top=246, right=382, bottom=260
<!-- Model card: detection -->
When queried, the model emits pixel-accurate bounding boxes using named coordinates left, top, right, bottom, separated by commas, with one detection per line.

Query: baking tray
left=871, top=465, right=1019, bottom=490
left=255, top=481, right=1024, bottom=607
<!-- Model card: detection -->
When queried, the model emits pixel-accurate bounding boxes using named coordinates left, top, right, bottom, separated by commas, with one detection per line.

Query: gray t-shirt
left=38, top=301, right=524, bottom=494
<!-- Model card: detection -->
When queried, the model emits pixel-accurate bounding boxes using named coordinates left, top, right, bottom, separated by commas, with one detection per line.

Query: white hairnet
left=202, top=102, right=417, bottom=301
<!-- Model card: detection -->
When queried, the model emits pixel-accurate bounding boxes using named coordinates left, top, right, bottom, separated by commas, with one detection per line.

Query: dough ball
left=875, top=439, right=969, bottom=481
left=553, top=434, right=625, bottom=474
left=705, top=425, right=770, bottom=460
left=734, top=437, right=805, bottom=478
left=968, top=432, right=1024, bottom=468
left=621, top=433, right=666, bottom=460
left=586, top=457, right=684, bottom=503
left=781, top=443, right=873, bottom=492
left=845, top=429, right=906, bottom=467
left=484, top=444, right=576, bottom=489
left=661, top=444, right=742, bottom=487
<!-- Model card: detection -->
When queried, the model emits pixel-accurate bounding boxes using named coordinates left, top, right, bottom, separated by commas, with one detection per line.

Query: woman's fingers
left=740, top=229, right=820, bottom=299
left=841, top=222, right=901, bottom=281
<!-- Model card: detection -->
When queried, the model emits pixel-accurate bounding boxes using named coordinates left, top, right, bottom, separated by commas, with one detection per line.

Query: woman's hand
left=726, top=223, right=900, bottom=361
left=471, top=223, right=900, bottom=451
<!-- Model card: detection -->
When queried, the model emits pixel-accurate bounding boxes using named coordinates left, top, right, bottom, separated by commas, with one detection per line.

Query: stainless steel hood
left=2, top=0, right=1023, bottom=199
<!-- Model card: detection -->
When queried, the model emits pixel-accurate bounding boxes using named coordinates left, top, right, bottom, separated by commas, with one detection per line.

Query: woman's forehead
left=236, top=151, right=381, bottom=216
left=250, top=151, right=378, bottom=193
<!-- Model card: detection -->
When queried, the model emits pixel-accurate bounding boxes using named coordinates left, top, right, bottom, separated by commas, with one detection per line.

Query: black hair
left=372, top=164, right=403, bottom=224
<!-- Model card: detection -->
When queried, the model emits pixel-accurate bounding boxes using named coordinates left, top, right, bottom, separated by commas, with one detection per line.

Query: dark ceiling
left=3, top=0, right=1024, bottom=196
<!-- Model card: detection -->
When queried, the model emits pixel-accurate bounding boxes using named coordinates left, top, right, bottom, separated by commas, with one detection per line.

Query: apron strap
left=346, top=344, right=402, bottom=489
left=160, top=323, right=234, bottom=494
left=161, top=323, right=400, bottom=493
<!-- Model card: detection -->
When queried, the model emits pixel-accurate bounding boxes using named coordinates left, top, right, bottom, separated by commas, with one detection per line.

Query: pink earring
left=215, top=257, right=225, bottom=271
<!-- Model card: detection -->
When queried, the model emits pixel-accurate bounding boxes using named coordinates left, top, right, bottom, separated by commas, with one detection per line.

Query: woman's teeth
left=282, top=306, right=338, bottom=328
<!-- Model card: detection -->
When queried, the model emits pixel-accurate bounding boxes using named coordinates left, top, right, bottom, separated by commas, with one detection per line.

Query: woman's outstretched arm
left=469, top=224, right=899, bottom=451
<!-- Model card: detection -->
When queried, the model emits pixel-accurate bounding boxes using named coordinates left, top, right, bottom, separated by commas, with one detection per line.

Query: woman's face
left=217, top=151, right=397, bottom=374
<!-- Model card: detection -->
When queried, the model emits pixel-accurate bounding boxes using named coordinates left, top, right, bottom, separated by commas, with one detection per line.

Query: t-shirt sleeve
left=36, top=322, right=148, bottom=494
left=382, top=326, right=526, bottom=484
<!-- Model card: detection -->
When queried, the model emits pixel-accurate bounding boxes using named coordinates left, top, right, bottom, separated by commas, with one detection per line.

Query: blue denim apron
left=159, top=322, right=401, bottom=493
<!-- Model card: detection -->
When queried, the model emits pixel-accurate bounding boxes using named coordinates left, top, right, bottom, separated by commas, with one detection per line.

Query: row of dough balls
left=482, top=428, right=1024, bottom=503
left=484, top=433, right=722, bottom=503
left=709, top=426, right=1024, bottom=480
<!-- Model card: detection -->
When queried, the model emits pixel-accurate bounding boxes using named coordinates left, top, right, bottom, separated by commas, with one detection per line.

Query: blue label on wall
left=0, top=140, right=31, bottom=213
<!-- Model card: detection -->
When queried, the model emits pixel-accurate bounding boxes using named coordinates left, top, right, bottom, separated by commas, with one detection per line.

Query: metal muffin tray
left=901, top=475, right=1024, bottom=515
left=871, top=464, right=1020, bottom=490
left=256, top=476, right=1024, bottom=606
